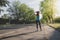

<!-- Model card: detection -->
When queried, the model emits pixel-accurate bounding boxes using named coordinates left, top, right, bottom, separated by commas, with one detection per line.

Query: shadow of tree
left=27, top=37, right=48, bottom=40
left=1, top=24, right=60, bottom=40
left=27, top=30, right=60, bottom=40
left=49, top=30, right=60, bottom=40
left=56, top=27, right=60, bottom=32
left=0, top=30, right=37, bottom=40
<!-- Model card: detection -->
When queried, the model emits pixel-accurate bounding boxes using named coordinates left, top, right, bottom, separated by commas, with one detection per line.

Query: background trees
left=7, top=1, right=20, bottom=20
left=0, top=0, right=9, bottom=14
left=7, top=1, right=35, bottom=24
left=18, top=4, right=35, bottom=23
left=0, top=0, right=9, bottom=6
left=40, top=0, right=56, bottom=23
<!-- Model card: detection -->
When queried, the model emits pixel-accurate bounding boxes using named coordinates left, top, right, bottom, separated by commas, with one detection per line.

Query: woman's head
left=36, top=11, right=39, bottom=16
left=36, top=11, right=39, bottom=14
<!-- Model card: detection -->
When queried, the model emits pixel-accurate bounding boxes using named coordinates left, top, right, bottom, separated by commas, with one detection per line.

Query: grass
left=49, top=23, right=60, bottom=28
left=48, top=23, right=60, bottom=31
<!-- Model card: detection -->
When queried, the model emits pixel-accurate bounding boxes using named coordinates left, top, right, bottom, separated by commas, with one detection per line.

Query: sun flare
left=55, top=0, right=60, bottom=17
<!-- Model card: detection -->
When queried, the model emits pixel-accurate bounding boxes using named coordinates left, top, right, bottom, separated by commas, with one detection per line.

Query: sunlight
left=55, top=0, right=60, bottom=17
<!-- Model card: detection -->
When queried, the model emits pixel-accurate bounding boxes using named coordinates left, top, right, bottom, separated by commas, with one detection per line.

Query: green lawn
left=49, top=23, right=60, bottom=28
left=48, top=23, right=60, bottom=31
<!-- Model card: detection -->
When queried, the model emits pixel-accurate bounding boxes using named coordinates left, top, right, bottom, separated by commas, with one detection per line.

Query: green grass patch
left=49, top=23, right=60, bottom=28
left=48, top=23, right=60, bottom=31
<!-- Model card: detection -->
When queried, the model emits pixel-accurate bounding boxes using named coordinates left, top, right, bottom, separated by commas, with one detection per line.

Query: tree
left=7, top=1, right=20, bottom=20
left=1, top=14, right=9, bottom=19
left=0, top=0, right=9, bottom=6
left=7, top=1, right=35, bottom=23
left=0, top=0, right=9, bottom=14
left=0, top=8, right=4, bottom=14
left=40, top=0, right=56, bottom=23
left=19, top=4, right=35, bottom=23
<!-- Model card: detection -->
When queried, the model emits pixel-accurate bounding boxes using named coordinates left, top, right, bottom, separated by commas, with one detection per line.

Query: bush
left=0, top=18, right=9, bottom=24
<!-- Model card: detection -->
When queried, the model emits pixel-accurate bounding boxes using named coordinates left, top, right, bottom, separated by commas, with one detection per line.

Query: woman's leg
left=36, top=21, right=38, bottom=31
left=39, top=21, right=42, bottom=31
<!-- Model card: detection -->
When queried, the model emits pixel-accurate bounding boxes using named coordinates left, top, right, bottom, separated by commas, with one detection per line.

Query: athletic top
left=36, top=14, right=42, bottom=21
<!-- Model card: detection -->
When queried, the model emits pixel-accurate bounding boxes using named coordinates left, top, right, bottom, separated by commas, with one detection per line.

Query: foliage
left=7, top=1, right=35, bottom=24
left=40, top=0, right=56, bottom=23
left=0, top=8, right=4, bottom=14
left=19, top=4, right=35, bottom=23
left=0, top=18, right=9, bottom=24
left=0, top=0, right=9, bottom=6
left=0, top=0, right=9, bottom=14
left=1, top=14, right=9, bottom=19
left=7, top=1, right=21, bottom=20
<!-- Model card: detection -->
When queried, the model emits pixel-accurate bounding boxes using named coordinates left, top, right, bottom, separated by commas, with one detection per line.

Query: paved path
left=0, top=24, right=60, bottom=40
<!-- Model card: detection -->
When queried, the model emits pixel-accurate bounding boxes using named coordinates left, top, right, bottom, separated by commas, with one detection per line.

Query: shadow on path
left=0, top=30, right=37, bottom=40
left=49, top=30, right=60, bottom=40
left=27, top=37, right=48, bottom=40
left=1, top=24, right=60, bottom=40
left=46, top=25, right=60, bottom=40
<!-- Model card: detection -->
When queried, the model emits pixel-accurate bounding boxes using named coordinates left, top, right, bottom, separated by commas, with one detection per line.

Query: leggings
left=36, top=20, right=42, bottom=30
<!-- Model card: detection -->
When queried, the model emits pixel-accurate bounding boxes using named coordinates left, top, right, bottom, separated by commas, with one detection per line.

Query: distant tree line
left=0, top=0, right=36, bottom=24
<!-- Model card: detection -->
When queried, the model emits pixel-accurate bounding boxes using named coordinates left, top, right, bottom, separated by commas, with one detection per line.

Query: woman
left=36, top=11, right=42, bottom=31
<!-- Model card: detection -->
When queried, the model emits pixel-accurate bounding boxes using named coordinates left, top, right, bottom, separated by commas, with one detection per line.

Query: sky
left=0, top=0, right=43, bottom=17
left=54, top=0, right=60, bottom=17
left=8, top=0, right=43, bottom=11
